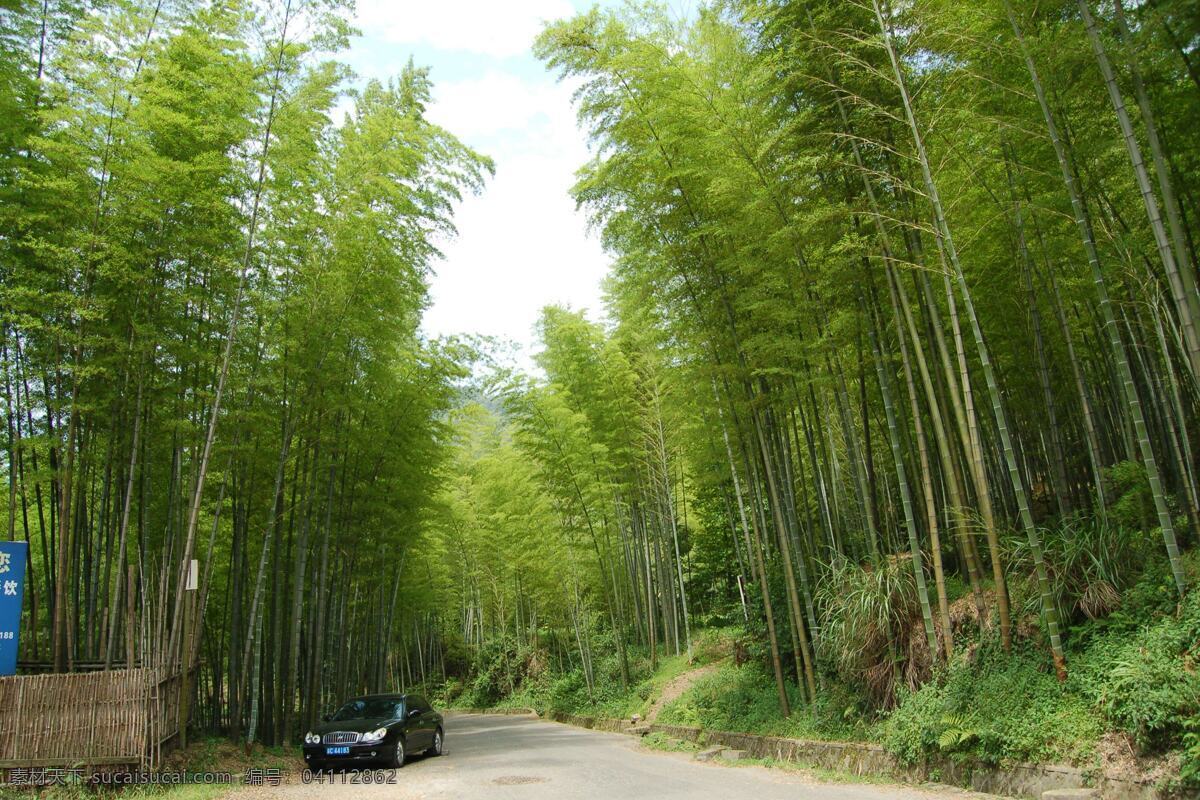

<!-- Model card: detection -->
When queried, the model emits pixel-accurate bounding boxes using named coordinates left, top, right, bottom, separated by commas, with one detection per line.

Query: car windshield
left=331, top=698, right=402, bottom=721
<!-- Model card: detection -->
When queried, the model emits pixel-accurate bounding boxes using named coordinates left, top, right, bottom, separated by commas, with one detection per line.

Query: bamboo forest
left=2, top=0, right=1200, bottom=793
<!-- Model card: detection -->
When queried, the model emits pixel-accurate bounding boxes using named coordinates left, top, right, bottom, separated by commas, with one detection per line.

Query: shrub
left=1073, top=591, right=1200, bottom=753
left=456, top=636, right=552, bottom=707
left=459, top=637, right=520, bottom=706
left=883, top=644, right=1101, bottom=766
left=435, top=677, right=465, bottom=707
left=546, top=668, right=591, bottom=712
left=881, top=679, right=950, bottom=766
left=1105, top=461, right=1154, bottom=531
left=1180, top=718, right=1200, bottom=790
left=658, top=662, right=799, bottom=733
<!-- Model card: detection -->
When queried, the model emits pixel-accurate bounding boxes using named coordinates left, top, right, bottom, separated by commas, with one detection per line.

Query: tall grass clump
left=1006, top=515, right=1148, bottom=631
left=815, top=557, right=932, bottom=709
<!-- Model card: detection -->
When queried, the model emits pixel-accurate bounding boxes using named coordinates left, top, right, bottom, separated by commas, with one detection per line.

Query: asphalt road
left=234, top=713, right=997, bottom=800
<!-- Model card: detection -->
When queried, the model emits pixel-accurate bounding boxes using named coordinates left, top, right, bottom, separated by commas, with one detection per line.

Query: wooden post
left=179, top=559, right=197, bottom=749
left=125, top=565, right=136, bottom=669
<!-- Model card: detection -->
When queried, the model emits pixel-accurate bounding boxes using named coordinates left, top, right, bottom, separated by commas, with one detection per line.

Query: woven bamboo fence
left=0, top=668, right=183, bottom=769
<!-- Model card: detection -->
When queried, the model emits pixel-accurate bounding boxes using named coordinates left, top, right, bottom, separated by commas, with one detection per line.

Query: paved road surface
left=234, top=713, right=997, bottom=800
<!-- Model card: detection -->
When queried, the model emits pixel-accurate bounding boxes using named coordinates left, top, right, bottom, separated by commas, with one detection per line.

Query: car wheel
left=425, top=728, right=443, bottom=756
left=308, top=760, right=327, bottom=774
left=388, top=738, right=406, bottom=769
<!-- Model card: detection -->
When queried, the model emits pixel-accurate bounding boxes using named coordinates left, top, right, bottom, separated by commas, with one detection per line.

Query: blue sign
left=0, top=541, right=28, bottom=676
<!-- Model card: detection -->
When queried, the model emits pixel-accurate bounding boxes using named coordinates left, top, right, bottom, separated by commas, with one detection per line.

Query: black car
left=302, top=693, right=443, bottom=770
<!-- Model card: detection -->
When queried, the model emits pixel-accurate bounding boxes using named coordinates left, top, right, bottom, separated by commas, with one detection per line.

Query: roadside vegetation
left=2, top=0, right=1200, bottom=796
left=441, top=549, right=1198, bottom=787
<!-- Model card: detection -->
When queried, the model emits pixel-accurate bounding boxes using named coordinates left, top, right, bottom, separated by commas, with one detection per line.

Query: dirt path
left=643, top=662, right=722, bottom=723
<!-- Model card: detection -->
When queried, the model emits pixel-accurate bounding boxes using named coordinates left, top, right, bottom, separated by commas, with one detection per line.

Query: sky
left=343, top=0, right=616, bottom=369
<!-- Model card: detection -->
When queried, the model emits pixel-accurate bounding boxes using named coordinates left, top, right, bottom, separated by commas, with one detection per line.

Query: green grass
left=124, top=787, right=228, bottom=800
left=657, top=660, right=869, bottom=742
left=502, top=650, right=705, bottom=720
left=0, top=782, right=230, bottom=800
left=168, top=736, right=295, bottom=776
left=461, top=626, right=740, bottom=721
left=640, top=731, right=699, bottom=753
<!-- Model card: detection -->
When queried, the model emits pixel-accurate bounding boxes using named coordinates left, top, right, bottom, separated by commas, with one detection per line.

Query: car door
left=405, top=696, right=429, bottom=748
left=412, top=696, right=434, bottom=748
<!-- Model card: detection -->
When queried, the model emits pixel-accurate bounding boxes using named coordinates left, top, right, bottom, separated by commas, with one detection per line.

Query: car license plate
left=326, top=746, right=350, bottom=756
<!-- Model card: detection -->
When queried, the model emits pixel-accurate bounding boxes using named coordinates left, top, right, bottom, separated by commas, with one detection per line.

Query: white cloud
left=347, top=2, right=609, bottom=369
left=422, top=154, right=607, bottom=343
left=428, top=71, right=576, bottom=150
left=356, top=0, right=575, bottom=59
left=419, top=70, right=608, bottom=359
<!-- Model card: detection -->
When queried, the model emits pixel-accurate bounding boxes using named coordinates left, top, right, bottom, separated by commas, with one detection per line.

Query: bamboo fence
left=0, top=668, right=184, bottom=770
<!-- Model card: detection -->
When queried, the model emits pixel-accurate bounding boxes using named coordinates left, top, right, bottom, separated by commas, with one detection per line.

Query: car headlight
left=304, top=732, right=320, bottom=744
left=361, top=727, right=387, bottom=743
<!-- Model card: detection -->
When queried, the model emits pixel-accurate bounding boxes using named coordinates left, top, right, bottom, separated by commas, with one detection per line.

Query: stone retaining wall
left=541, top=711, right=629, bottom=734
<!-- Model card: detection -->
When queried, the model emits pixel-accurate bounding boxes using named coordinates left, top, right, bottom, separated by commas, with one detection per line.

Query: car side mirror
left=408, top=708, right=421, bottom=718
left=321, top=714, right=331, bottom=722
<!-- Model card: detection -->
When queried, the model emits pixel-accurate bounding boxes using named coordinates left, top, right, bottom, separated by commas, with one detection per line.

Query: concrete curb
left=446, top=707, right=538, bottom=716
